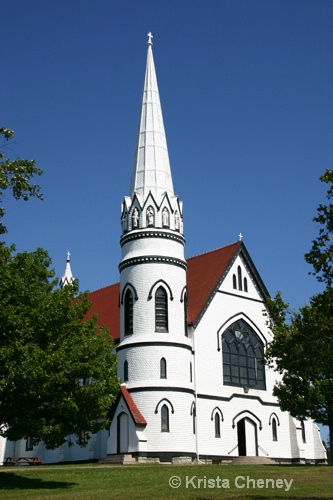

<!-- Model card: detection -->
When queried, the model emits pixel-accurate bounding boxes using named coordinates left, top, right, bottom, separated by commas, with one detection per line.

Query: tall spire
left=60, top=251, right=74, bottom=288
left=130, top=33, right=174, bottom=202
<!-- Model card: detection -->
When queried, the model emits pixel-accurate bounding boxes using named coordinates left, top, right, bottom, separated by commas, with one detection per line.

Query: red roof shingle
left=120, top=385, right=147, bottom=425
left=87, top=242, right=242, bottom=340
left=186, top=242, right=241, bottom=324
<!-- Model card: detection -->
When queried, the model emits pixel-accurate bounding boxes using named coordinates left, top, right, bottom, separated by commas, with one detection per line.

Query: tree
left=265, top=169, right=333, bottom=465
left=265, top=291, right=333, bottom=464
left=0, top=127, right=42, bottom=235
left=0, top=245, right=119, bottom=449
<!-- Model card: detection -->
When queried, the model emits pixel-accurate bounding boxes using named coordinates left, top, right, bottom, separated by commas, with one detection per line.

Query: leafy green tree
left=265, top=169, right=333, bottom=465
left=305, top=169, right=333, bottom=286
left=0, top=127, right=42, bottom=235
left=0, top=245, right=119, bottom=449
left=0, top=126, right=119, bottom=449
left=265, top=291, right=333, bottom=464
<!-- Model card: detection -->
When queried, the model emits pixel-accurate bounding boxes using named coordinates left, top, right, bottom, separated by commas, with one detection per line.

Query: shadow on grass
left=0, top=472, right=76, bottom=490
left=194, top=497, right=333, bottom=500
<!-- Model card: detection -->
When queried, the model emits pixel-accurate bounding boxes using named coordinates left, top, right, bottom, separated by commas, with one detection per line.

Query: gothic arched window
left=272, top=417, right=278, bottom=441
left=161, top=404, right=169, bottom=432
left=215, top=413, right=221, bottom=438
left=183, top=291, right=188, bottom=336
left=233, top=274, right=237, bottom=289
left=301, top=421, right=306, bottom=443
left=124, top=360, right=128, bottom=382
left=237, top=266, right=242, bottom=291
left=222, top=319, right=265, bottom=390
left=155, top=286, right=168, bottom=332
left=124, top=288, right=133, bottom=335
left=160, top=357, right=167, bottom=379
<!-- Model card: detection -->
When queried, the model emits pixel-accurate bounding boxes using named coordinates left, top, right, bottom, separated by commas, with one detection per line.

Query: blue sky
left=2, top=1, right=332, bottom=440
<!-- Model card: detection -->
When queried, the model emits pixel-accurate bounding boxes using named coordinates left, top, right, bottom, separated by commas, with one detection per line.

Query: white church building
left=0, top=34, right=326, bottom=465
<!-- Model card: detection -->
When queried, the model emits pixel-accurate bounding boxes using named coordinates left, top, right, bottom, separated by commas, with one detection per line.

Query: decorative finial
left=147, top=32, right=153, bottom=46
left=238, top=233, right=243, bottom=241
left=67, top=251, right=71, bottom=262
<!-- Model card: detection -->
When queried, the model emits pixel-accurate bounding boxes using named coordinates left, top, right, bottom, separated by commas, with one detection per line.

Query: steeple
left=60, top=251, right=74, bottom=288
left=130, top=32, right=174, bottom=202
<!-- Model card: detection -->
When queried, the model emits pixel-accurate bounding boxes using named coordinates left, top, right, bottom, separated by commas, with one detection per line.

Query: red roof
left=186, top=242, right=241, bottom=324
left=87, top=242, right=242, bottom=340
left=86, top=283, right=120, bottom=341
left=120, top=385, right=147, bottom=425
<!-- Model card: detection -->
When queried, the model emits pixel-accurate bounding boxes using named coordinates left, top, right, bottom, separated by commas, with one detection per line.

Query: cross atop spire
left=130, top=34, right=174, bottom=202
left=60, top=251, right=74, bottom=288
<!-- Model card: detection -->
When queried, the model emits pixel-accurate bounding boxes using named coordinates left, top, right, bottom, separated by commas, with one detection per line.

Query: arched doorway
left=237, top=417, right=257, bottom=456
left=117, top=412, right=129, bottom=453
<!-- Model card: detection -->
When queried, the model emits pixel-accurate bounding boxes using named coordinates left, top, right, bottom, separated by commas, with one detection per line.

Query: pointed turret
left=121, top=33, right=183, bottom=235
left=60, top=251, right=74, bottom=288
left=130, top=32, right=174, bottom=202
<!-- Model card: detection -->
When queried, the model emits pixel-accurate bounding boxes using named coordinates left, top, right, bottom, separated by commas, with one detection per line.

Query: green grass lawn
left=0, top=464, right=332, bottom=499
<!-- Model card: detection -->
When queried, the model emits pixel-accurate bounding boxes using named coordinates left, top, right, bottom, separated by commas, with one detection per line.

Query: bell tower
left=116, top=33, right=195, bottom=460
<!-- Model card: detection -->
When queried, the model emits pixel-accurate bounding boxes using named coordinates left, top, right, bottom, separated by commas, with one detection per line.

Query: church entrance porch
left=237, top=417, right=258, bottom=456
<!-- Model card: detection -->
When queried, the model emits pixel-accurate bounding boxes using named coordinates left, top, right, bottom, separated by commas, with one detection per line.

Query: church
left=0, top=34, right=326, bottom=465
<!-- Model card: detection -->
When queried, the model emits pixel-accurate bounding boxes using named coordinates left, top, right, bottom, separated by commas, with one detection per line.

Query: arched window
left=124, top=360, right=128, bottom=382
left=237, top=266, right=242, bottom=290
left=190, top=362, right=193, bottom=383
left=215, top=413, right=221, bottom=438
left=301, top=421, right=306, bottom=443
left=222, top=319, right=265, bottom=390
left=161, top=404, right=169, bottom=432
left=183, top=291, right=188, bottom=336
left=192, top=404, right=196, bottom=434
left=124, top=288, right=134, bottom=335
left=272, top=417, right=278, bottom=441
left=160, top=357, right=167, bottom=379
left=155, top=286, right=168, bottom=332
left=233, top=274, right=237, bottom=289
left=244, top=277, right=248, bottom=292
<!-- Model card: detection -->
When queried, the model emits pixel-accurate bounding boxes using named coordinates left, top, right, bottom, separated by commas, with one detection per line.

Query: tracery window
left=222, top=319, right=265, bottom=390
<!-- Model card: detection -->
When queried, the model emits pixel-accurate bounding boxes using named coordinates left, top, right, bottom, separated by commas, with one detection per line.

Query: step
left=99, top=454, right=136, bottom=465
left=232, top=456, right=276, bottom=465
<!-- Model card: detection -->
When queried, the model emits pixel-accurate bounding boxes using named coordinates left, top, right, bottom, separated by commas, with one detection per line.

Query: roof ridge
left=89, top=282, right=120, bottom=294
left=186, top=241, right=240, bottom=260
